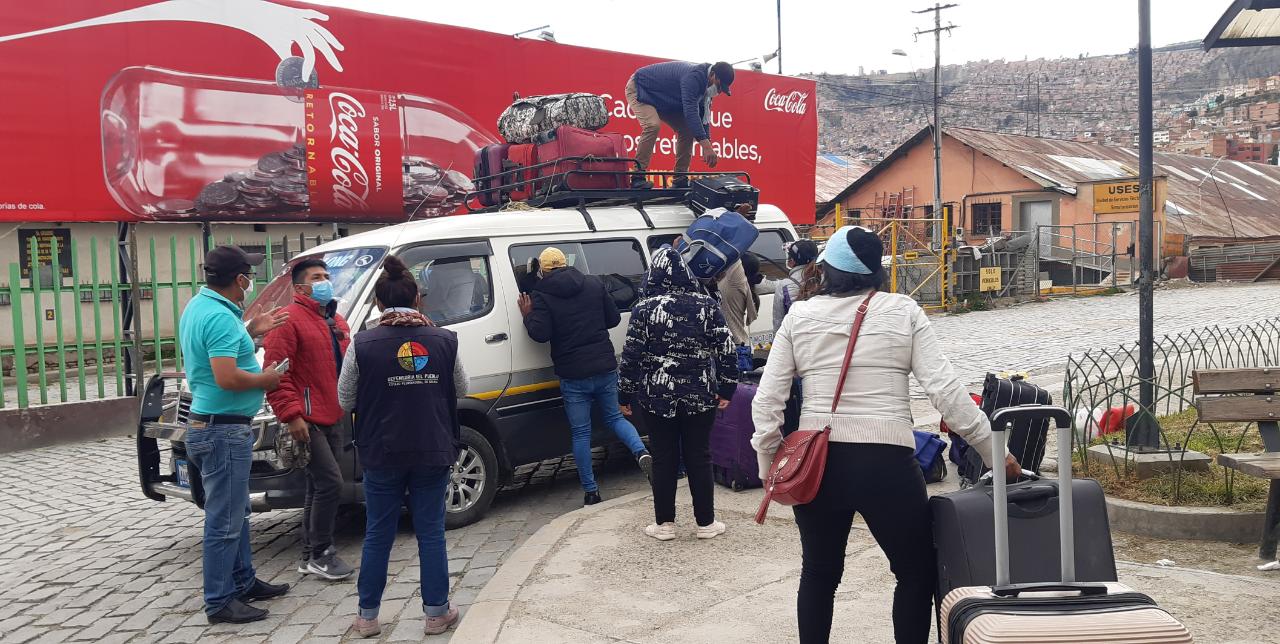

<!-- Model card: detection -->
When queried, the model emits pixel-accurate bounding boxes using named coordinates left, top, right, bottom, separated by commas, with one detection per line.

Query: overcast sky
left=308, top=0, right=1231, bottom=76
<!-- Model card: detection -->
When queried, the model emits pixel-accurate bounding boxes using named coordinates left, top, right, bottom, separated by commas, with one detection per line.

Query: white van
left=139, top=202, right=799, bottom=528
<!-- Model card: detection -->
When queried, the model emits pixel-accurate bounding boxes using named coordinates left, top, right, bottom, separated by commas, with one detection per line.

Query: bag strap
left=828, top=291, right=877, bottom=415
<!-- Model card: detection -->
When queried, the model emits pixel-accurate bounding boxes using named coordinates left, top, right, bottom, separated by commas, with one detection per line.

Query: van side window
left=649, top=230, right=794, bottom=280
left=509, top=239, right=647, bottom=310
left=749, top=229, right=794, bottom=280
left=396, top=246, right=493, bottom=326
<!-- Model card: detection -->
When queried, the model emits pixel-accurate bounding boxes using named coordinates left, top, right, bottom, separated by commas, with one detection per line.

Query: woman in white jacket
left=751, top=226, right=1020, bottom=644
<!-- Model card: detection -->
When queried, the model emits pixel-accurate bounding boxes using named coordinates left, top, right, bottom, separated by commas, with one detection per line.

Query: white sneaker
left=644, top=522, right=676, bottom=541
left=696, top=520, right=726, bottom=539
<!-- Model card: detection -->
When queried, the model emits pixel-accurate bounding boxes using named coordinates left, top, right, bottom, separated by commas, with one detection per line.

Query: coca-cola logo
left=327, top=92, right=371, bottom=212
left=764, top=88, right=809, bottom=116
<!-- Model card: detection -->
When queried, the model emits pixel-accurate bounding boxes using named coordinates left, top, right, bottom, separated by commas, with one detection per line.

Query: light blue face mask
left=309, top=279, right=334, bottom=305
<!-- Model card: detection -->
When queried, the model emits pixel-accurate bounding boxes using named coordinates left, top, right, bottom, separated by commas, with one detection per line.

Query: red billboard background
left=0, top=1, right=817, bottom=224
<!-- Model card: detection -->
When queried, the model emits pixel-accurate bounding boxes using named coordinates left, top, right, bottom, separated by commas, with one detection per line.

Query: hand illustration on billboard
left=0, top=0, right=344, bottom=78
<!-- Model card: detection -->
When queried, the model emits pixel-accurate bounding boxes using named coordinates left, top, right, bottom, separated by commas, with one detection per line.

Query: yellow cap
left=539, top=247, right=567, bottom=271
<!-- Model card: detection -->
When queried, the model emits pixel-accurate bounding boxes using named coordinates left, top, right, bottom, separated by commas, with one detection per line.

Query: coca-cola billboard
left=0, top=1, right=818, bottom=224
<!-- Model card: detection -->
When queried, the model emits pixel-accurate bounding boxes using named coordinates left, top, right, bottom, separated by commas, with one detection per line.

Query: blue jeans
left=358, top=466, right=452, bottom=619
left=560, top=370, right=647, bottom=493
left=184, top=422, right=256, bottom=615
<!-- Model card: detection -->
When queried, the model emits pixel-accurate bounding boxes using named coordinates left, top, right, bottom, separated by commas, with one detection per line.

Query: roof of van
left=304, top=203, right=794, bottom=254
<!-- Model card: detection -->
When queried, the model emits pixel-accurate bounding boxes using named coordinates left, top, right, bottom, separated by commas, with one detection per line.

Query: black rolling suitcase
left=931, top=414, right=1117, bottom=598
left=935, top=406, right=1192, bottom=644
left=687, top=176, right=759, bottom=216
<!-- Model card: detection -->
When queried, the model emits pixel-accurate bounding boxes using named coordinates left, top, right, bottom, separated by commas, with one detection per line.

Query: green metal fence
left=1, top=231, right=337, bottom=409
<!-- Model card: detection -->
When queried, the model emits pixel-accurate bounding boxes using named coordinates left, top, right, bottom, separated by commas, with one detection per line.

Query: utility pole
left=914, top=3, right=958, bottom=244
left=776, top=0, right=782, bottom=74
left=1134, top=0, right=1159, bottom=450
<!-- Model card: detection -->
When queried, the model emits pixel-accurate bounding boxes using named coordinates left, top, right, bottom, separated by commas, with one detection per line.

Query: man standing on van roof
left=517, top=247, right=654, bottom=506
left=625, top=61, right=735, bottom=189
left=264, top=258, right=355, bottom=582
left=179, top=245, right=290, bottom=624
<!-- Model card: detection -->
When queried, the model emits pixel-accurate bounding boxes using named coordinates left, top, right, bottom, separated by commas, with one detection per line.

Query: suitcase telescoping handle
left=990, top=405, right=1077, bottom=589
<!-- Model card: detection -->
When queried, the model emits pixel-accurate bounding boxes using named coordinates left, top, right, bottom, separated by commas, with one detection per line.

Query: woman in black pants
left=750, top=226, right=1021, bottom=643
left=619, top=247, right=739, bottom=541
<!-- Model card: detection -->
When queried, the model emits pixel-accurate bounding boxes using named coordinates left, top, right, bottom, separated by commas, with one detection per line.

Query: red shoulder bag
left=755, top=291, right=876, bottom=524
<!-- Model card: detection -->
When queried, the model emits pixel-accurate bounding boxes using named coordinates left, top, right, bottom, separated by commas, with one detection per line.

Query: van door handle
left=485, top=333, right=508, bottom=344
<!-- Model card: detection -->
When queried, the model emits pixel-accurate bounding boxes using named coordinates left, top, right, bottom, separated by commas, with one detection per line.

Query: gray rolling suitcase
left=937, top=406, right=1193, bottom=644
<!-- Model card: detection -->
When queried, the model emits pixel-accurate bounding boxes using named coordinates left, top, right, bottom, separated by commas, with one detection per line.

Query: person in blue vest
left=337, top=255, right=468, bottom=638
left=625, top=61, right=735, bottom=188
left=178, top=245, right=291, bottom=624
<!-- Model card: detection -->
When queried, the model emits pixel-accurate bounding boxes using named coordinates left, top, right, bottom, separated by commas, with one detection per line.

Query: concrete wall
left=0, top=396, right=138, bottom=453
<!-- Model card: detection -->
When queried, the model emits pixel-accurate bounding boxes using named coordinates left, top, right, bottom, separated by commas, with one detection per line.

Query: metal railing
left=2, top=232, right=334, bottom=409
left=1063, top=318, right=1280, bottom=504
left=1034, top=222, right=1136, bottom=293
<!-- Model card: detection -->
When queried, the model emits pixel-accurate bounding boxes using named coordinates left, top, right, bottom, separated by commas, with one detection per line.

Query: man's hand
left=701, top=142, right=719, bottom=168
left=716, top=396, right=730, bottom=411
left=287, top=417, right=310, bottom=442
left=735, top=204, right=753, bottom=216
left=249, top=306, right=289, bottom=338
left=1005, top=454, right=1022, bottom=481
left=260, top=363, right=283, bottom=391
left=619, top=404, right=632, bottom=417
left=517, top=293, right=533, bottom=317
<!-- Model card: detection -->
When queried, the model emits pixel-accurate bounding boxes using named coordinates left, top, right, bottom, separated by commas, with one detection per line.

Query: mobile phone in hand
left=274, top=358, right=291, bottom=374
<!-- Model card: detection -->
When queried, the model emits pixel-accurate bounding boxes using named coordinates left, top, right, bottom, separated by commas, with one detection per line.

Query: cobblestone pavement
left=0, top=440, right=649, bottom=644
left=2, top=282, right=1278, bottom=643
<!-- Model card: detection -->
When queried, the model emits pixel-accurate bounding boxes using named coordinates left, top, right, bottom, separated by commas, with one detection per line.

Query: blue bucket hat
left=817, top=226, right=883, bottom=275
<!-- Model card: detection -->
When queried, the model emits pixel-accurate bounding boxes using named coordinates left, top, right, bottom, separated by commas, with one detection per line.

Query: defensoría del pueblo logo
left=396, top=341, right=429, bottom=372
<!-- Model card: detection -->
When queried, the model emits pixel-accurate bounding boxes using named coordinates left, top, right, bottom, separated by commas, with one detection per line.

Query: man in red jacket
left=265, top=258, right=355, bottom=581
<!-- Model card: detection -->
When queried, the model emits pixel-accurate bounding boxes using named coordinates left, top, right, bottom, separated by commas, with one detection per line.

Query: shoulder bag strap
left=828, top=291, right=877, bottom=415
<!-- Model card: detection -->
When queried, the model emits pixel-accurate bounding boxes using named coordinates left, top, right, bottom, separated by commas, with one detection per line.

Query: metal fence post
left=8, top=264, right=28, bottom=409
left=28, top=237, right=48, bottom=404
left=50, top=236, right=68, bottom=402
left=89, top=238, right=105, bottom=398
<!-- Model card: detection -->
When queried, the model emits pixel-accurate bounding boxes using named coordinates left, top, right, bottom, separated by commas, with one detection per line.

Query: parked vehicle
left=137, top=201, right=798, bottom=528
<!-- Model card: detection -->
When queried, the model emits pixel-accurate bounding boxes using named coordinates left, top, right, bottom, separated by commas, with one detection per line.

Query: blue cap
left=817, top=226, right=881, bottom=275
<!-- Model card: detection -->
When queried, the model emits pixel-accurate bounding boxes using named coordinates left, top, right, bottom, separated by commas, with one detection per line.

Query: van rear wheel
left=445, top=426, right=498, bottom=529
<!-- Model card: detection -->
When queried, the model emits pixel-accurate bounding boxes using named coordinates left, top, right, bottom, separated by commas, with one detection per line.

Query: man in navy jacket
left=625, top=61, right=735, bottom=188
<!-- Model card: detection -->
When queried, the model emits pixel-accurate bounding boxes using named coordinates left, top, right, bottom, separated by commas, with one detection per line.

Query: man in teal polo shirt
left=180, top=245, right=290, bottom=624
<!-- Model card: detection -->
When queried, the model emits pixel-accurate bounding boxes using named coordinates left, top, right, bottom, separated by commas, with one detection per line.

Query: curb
left=1106, top=496, right=1266, bottom=542
left=451, top=485, right=661, bottom=644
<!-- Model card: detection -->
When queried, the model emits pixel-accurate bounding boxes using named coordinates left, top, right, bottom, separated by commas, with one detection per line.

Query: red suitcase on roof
left=535, top=125, right=627, bottom=191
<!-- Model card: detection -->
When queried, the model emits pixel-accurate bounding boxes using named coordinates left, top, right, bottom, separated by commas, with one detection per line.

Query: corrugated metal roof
left=948, top=127, right=1280, bottom=240
left=815, top=154, right=870, bottom=204
left=1205, top=1, right=1280, bottom=49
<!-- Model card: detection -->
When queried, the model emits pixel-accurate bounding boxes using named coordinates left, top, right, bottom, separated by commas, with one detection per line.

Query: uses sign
left=1094, top=181, right=1141, bottom=214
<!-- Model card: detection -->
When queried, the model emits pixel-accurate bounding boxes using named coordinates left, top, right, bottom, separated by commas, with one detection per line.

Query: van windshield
left=244, top=247, right=387, bottom=322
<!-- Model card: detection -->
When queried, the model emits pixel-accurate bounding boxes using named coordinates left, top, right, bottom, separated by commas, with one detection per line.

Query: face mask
left=239, top=274, right=255, bottom=298
left=309, top=279, right=334, bottom=305
left=706, top=84, right=719, bottom=99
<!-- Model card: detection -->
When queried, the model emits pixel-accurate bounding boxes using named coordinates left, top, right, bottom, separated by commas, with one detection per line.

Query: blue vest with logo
left=352, top=324, right=459, bottom=469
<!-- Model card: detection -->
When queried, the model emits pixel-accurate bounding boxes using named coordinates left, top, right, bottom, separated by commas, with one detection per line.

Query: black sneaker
left=307, top=546, right=355, bottom=581
left=636, top=452, right=654, bottom=485
left=239, top=578, right=289, bottom=602
left=208, top=599, right=268, bottom=624
left=630, top=177, right=653, bottom=189
left=584, top=491, right=603, bottom=506
left=670, top=178, right=690, bottom=190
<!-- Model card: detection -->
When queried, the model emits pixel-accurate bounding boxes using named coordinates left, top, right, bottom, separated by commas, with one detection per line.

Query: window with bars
left=971, top=203, right=1002, bottom=235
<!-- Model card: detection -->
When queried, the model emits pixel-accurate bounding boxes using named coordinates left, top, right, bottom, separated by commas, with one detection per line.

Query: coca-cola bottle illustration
left=101, top=66, right=497, bottom=221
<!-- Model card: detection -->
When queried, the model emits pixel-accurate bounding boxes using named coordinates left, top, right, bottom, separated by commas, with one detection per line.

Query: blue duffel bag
left=677, top=207, right=759, bottom=279
left=913, top=429, right=948, bottom=484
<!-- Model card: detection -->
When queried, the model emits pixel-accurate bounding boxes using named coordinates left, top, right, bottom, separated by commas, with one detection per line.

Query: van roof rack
left=463, top=158, right=752, bottom=231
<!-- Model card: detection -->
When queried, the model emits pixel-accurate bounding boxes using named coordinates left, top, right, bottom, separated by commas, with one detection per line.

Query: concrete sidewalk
left=456, top=480, right=1280, bottom=644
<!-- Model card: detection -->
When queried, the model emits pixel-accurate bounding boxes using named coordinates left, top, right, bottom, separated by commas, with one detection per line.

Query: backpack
left=678, top=208, right=760, bottom=279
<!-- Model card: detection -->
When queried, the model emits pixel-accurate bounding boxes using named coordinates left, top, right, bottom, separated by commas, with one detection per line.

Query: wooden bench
left=1194, top=368, right=1280, bottom=561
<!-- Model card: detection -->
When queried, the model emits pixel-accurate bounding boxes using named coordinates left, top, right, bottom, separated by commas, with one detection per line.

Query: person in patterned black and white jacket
left=619, top=247, right=739, bottom=542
